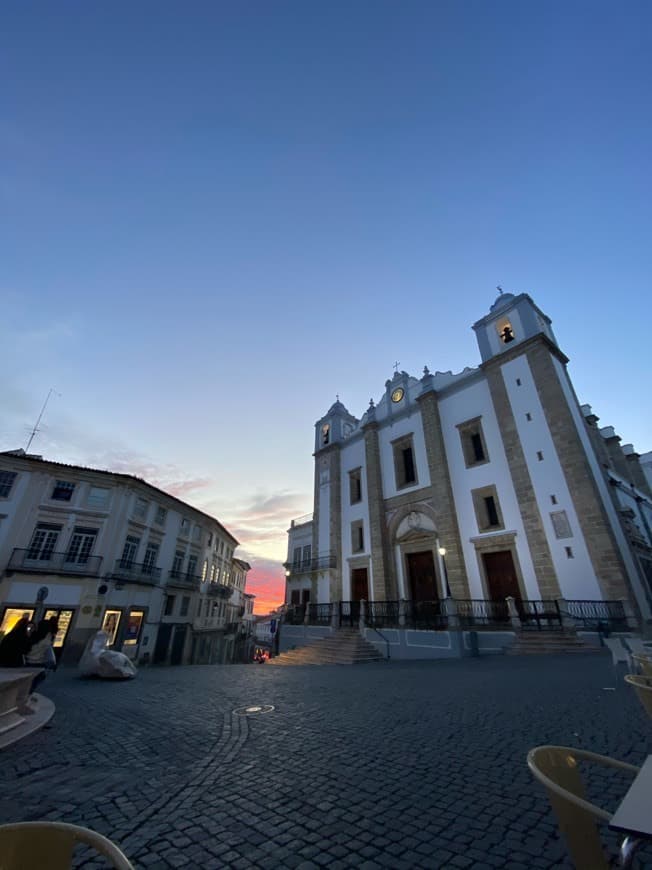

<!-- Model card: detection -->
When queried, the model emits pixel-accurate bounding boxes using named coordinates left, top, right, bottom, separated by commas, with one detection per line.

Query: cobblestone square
left=1, top=654, right=650, bottom=868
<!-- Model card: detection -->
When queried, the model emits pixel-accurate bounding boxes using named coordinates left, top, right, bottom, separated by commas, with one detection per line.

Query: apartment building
left=0, top=450, right=249, bottom=665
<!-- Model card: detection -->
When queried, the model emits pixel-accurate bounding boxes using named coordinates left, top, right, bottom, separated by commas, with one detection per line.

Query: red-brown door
left=482, top=550, right=520, bottom=601
left=406, top=551, right=438, bottom=602
left=351, top=568, right=369, bottom=601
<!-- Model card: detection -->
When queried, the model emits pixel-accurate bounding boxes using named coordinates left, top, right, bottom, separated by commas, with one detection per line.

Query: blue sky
left=2, top=1, right=651, bottom=610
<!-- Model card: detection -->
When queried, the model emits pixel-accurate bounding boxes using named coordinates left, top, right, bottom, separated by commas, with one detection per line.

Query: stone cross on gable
left=393, top=361, right=400, bottom=373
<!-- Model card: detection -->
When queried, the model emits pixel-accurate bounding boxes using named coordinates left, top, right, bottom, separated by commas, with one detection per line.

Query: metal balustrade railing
left=8, top=549, right=103, bottom=576
left=111, top=559, right=161, bottom=584
left=456, top=598, right=510, bottom=627
left=280, top=597, right=632, bottom=631
left=563, top=599, right=627, bottom=630
left=284, top=552, right=337, bottom=576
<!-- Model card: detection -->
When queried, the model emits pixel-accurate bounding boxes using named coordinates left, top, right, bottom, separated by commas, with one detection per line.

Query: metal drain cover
left=234, top=704, right=275, bottom=716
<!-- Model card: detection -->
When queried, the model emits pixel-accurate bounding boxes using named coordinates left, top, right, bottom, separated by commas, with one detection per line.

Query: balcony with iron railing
left=284, top=552, right=337, bottom=577
left=207, top=582, right=233, bottom=599
left=8, top=549, right=103, bottom=577
left=110, top=559, right=161, bottom=585
left=167, top=570, right=201, bottom=591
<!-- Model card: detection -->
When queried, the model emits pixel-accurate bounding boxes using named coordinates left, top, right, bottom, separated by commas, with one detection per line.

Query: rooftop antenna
left=25, top=388, right=60, bottom=453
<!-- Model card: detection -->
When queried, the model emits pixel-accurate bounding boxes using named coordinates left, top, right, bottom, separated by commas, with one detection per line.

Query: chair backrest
left=624, top=674, right=652, bottom=719
left=632, top=654, right=652, bottom=677
left=0, top=821, right=133, bottom=870
left=527, top=746, right=610, bottom=870
left=603, top=637, right=630, bottom=665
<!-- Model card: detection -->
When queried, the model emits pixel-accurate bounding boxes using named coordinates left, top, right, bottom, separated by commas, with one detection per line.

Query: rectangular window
left=87, top=486, right=110, bottom=509
left=65, top=527, right=98, bottom=564
left=180, top=596, right=190, bottom=617
left=0, top=471, right=17, bottom=498
left=120, top=535, right=140, bottom=568
left=133, top=497, right=148, bottom=520
left=293, top=546, right=302, bottom=567
left=193, top=525, right=202, bottom=542
left=172, top=550, right=184, bottom=577
left=392, top=435, right=418, bottom=490
left=210, top=563, right=216, bottom=582
left=155, top=506, right=167, bottom=526
left=550, top=494, right=558, bottom=505
left=208, top=533, right=213, bottom=547
left=537, top=451, right=544, bottom=461
left=457, top=418, right=490, bottom=468
left=187, top=554, right=198, bottom=579
left=471, top=486, right=505, bottom=533
left=349, top=468, right=362, bottom=504
left=123, top=610, right=144, bottom=645
left=302, top=589, right=311, bottom=604
left=565, top=546, right=574, bottom=558
left=302, top=545, right=312, bottom=568
left=164, top=594, right=175, bottom=616
left=27, top=523, right=61, bottom=561
left=51, top=480, right=75, bottom=501
left=142, top=542, right=159, bottom=574
left=551, top=510, right=573, bottom=539
left=525, top=413, right=532, bottom=422
left=351, top=520, right=364, bottom=553
left=290, top=589, right=301, bottom=605
left=201, top=559, right=208, bottom=582
left=196, top=598, right=203, bottom=617
left=180, top=518, right=190, bottom=536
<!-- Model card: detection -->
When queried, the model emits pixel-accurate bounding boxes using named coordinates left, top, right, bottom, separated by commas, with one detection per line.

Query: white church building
left=284, top=290, right=652, bottom=653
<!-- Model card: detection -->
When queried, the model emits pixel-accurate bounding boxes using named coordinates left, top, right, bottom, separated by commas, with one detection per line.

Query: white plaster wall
left=6, top=580, right=83, bottom=607
left=317, top=573, right=330, bottom=602
left=501, top=356, right=601, bottom=600
left=552, top=356, right=651, bottom=617
left=378, top=413, right=430, bottom=500
left=439, top=378, right=539, bottom=599
left=317, top=470, right=330, bottom=556
left=340, top=438, right=370, bottom=600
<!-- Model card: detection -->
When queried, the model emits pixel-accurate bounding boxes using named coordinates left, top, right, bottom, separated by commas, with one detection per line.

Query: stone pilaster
left=525, top=342, right=631, bottom=602
left=363, top=422, right=396, bottom=599
left=484, top=361, right=562, bottom=599
left=417, top=390, right=469, bottom=598
left=328, top=448, right=342, bottom=601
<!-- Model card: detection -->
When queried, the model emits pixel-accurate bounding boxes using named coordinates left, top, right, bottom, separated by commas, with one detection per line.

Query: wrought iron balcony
left=283, top=552, right=336, bottom=577
left=207, top=582, right=233, bottom=599
left=167, top=570, right=200, bottom=591
left=8, top=549, right=103, bottom=577
left=110, top=559, right=161, bottom=585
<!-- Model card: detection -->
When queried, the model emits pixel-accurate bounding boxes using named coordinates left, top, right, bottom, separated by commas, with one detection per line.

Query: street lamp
left=438, top=547, right=451, bottom=598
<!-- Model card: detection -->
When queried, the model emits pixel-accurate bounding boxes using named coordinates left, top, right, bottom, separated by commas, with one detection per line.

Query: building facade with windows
left=0, top=451, right=248, bottom=665
left=285, top=291, right=652, bottom=630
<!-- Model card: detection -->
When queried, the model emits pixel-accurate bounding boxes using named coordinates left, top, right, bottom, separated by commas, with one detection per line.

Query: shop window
left=102, top=609, right=122, bottom=646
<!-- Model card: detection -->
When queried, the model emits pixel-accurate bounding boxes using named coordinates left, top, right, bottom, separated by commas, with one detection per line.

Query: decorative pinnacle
left=423, top=365, right=430, bottom=376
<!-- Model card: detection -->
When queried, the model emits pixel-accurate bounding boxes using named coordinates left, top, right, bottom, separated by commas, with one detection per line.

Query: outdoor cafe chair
left=631, top=654, right=652, bottom=678
left=527, top=745, right=640, bottom=870
left=624, top=674, right=652, bottom=720
left=603, top=637, right=632, bottom=667
left=0, top=821, right=134, bottom=869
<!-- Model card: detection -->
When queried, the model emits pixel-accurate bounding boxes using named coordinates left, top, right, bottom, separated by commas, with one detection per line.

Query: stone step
left=268, top=631, right=384, bottom=666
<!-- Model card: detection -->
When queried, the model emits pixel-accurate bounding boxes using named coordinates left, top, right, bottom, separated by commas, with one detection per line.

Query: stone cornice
left=480, top=333, right=569, bottom=371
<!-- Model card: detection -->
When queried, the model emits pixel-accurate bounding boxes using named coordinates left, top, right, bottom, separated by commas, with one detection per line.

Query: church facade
left=285, top=291, right=652, bottom=627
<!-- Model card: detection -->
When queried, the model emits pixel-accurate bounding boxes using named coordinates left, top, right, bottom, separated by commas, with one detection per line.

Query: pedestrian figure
left=24, top=616, right=58, bottom=693
left=0, top=614, right=32, bottom=668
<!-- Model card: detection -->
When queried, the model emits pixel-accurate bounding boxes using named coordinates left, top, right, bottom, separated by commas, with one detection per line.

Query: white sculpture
left=78, top=631, right=137, bottom=679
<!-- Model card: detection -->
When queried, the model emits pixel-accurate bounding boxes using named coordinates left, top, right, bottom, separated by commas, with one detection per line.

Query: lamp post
left=438, top=547, right=451, bottom=598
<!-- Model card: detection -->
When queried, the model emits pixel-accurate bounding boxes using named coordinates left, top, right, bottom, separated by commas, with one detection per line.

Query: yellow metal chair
left=0, top=821, right=134, bottom=869
left=527, top=745, right=639, bottom=870
left=631, top=654, right=652, bottom=677
left=624, top=673, right=652, bottom=720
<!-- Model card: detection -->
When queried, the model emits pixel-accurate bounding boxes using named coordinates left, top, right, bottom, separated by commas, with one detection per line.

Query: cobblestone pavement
left=1, top=654, right=651, bottom=869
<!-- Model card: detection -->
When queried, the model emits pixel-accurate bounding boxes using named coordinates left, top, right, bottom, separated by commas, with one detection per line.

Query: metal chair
left=603, top=637, right=631, bottom=667
left=631, top=654, right=652, bottom=677
left=527, top=745, right=639, bottom=870
left=624, top=673, right=652, bottom=720
left=0, top=821, right=134, bottom=869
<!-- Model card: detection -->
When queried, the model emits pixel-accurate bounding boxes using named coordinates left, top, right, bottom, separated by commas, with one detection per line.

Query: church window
left=550, top=494, right=557, bottom=505
left=537, top=451, right=544, bottom=461
left=525, top=413, right=532, bottom=422
left=392, top=435, right=417, bottom=489
left=351, top=521, right=364, bottom=553
left=349, top=468, right=362, bottom=504
left=551, top=510, right=573, bottom=539
left=516, top=378, right=522, bottom=386
left=472, top=486, right=504, bottom=533
left=565, top=546, right=574, bottom=559
left=321, top=423, right=330, bottom=446
left=457, top=418, right=490, bottom=469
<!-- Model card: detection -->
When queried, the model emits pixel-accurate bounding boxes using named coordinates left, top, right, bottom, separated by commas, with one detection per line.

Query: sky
left=2, top=1, right=651, bottom=613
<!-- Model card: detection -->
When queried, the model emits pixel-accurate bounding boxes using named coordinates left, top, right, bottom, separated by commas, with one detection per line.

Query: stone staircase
left=267, top=628, right=385, bottom=666
left=508, top=630, right=603, bottom=655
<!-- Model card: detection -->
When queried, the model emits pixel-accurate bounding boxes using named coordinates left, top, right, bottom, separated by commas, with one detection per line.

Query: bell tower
left=472, top=289, right=559, bottom=363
